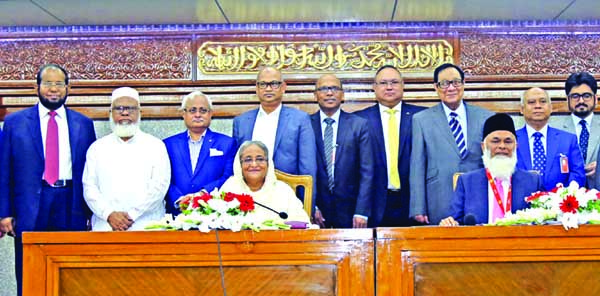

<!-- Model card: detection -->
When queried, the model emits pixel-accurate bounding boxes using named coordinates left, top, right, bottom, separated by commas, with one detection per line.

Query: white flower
left=559, top=212, right=579, bottom=230
left=208, top=198, right=229, bottom=214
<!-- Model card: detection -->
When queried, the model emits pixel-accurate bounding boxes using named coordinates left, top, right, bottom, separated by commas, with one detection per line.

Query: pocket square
left=209, top=148, right=224, bottom=157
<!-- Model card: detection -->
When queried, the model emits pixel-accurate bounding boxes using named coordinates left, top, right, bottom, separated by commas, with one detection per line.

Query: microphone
left=254, top=201, right=288, bottom=219
left=463, top=214, right=477, bottom=226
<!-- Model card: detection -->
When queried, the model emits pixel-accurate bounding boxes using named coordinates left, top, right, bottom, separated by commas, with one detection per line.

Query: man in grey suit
left=232, top=67, right=317, bottom=213
left=410, top=63, right=494, bottom=225
left=558, top=72, right=599, bottom=188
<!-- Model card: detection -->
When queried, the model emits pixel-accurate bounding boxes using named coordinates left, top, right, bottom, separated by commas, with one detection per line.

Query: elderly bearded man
left=83, top=87, right=170, bottom=231
left=440, top=113, right=543, bottom=226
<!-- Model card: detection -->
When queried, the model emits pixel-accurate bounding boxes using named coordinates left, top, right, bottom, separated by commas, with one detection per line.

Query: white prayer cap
left=111, top=87, right=139, bottom=102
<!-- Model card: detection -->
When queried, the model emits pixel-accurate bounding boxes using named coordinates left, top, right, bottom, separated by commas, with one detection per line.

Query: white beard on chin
left=482, top=147, right=517, bottom=180
left=109, top=113, right=140, bottom=138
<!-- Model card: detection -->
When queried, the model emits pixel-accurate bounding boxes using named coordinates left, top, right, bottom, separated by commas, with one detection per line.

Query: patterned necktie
left=532, top=132, right=546, bottom=175
left=449, top=112, right=467, bottom=159
left=491, top=178, right=505, bottom=223
left=385, top=109, right=400, bottom=188
left=579, top=120, right=589, bottom=162
left=44, top=110, right=59, bottom=185
left=323, top=117, right=335, bottom=191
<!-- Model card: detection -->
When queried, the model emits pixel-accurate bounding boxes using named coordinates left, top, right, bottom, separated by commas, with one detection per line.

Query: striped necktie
left=323, top=117, right=335, bottom=191
left=449, top=112, right=467, bottom=159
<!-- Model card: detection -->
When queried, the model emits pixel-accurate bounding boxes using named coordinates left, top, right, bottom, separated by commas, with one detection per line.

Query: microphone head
left=464, top=214, right=477, bottom=226
left=279, top=212, right=288, bottom=219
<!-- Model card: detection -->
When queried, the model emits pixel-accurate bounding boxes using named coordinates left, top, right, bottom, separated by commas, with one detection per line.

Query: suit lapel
left=433, top=104, right=460, bottom=155
left=65, top=108, right=80, bottom=166
left=517, top=128, right=532, bottom=170
left=335, top=111, right=349, bottom=173
left=310, top=112, right=327, bottom=168
left=587, top=116, right=600, bottom=163
left=193, top=129, right=212, bottom=177
left=26, top=106, right=44, bottom=159
left=242, top=109, right=258, bottom=143
left=273, top=106, right=288, bottom=157
left=545, top=127, right=559, bottom=172
left=398, top=103, right=411, bottom=159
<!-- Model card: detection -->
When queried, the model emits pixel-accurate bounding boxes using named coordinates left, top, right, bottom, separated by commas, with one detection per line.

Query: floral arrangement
left=145, top=190, right=294, bottom=232
left=493, top=181, right=600, bottom=230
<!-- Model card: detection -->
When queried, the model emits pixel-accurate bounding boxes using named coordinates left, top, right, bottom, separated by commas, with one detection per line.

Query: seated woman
left=220, top=140, right=310, bottom=223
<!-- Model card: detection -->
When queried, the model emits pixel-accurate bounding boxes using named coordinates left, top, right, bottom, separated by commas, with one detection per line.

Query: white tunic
left=83, top=131, right=171, bottom=231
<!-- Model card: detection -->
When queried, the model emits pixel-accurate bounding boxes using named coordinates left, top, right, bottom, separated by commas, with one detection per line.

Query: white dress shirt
left=188, top=130, right=206, bottom=172
left=83, top=130, right=171, bottom=231
left=38, top=104, right=72, bottom=180
left=442, top=102, right=468, bottom=145
left=252, top=104, right=281, bottom=156
left=525, top=124, right=548, bottom=168
left=378, top=103, right=402, bottom=190
left=319, top=109, right=340, bottom=179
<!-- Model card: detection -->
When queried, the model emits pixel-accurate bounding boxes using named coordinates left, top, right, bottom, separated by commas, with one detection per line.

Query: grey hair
left=238, top=140, right=269, bottom=162
left=180, top=91, right=213, bottom=111
left=520, top=87, right=552, bottom=105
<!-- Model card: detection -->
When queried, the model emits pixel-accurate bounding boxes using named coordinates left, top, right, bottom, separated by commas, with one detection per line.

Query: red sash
left=485, top=169, right=512, bottom=215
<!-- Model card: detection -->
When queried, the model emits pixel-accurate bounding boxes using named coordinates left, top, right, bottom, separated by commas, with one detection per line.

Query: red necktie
left=44, top=111, right=59, bottom=185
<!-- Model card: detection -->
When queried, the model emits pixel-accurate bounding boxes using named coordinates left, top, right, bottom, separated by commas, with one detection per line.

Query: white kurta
left=83, top=131, right=171, bottom=231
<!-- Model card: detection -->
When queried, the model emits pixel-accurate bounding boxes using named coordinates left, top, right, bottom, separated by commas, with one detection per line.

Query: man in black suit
left=0, top=64, right=96, bottom=295
left=310, top=74, right=374, bottom=228
left=355, top=65, right=425, bottom=227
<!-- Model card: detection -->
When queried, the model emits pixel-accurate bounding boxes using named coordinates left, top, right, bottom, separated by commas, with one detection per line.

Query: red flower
left=236, top=194, right=255, bottom=212
left=525, top=191, right=547, bottom=202
left=559, top=195, right=579, bottom=214
left=596, top=192, right=600, bottom=200
left=550, top=185, right=562, bottom=193
left=191, top=192, right=212, bottom=208
left=223, top=192, right=237, bottom=202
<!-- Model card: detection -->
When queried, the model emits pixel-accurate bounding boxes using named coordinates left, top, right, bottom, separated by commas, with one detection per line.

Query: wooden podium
left=377, top=225, right=600, bottom=296
left=22, top=229, right=374, bottom=296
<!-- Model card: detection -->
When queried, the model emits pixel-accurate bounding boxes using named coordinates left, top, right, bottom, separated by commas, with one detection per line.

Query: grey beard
left=482, top=148, right=517, bottom=179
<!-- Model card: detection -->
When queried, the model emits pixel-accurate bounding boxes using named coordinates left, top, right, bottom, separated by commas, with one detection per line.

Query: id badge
left=560, top=154, right=569, bottom=174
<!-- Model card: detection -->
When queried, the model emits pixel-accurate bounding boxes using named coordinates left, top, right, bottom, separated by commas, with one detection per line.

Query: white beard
left=482, top=147, right=517, bottom=180
left=109, top=113, right=140, bottom=138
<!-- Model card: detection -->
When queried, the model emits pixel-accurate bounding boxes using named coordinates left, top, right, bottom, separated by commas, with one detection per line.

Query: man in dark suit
left=310, top=74, right=374, bottom=228
left=232, top=67, right=317, bottom=210
left=164, top=91, right=236, bottom=214
left=0, top=64, right=96, bottom=295
left=410, top=63, right=494, bottom=225
left=516, top=87, right=585, bottom=190
left=440, top=113, right=543, bottom=226
left=355, top=65, right=425, bottom=227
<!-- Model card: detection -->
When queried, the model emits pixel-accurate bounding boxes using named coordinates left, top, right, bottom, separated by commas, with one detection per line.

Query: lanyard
left=485, top=169, right=512, bottom=215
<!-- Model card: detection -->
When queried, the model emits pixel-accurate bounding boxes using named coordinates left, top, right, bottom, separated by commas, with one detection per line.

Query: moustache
left=576, top=103, right=589, bottom=108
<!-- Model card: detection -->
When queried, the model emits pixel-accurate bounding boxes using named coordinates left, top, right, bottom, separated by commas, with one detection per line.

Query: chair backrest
left=274, top=169, right=313, bottom=217
left=453, top=172, right=463, bottom=191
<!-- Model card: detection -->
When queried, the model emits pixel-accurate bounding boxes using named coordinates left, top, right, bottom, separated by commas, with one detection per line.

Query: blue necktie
left=579, top=120, right=589, bottom=162
left=324, top=118, right=335, bottom=191
left=449, top=112, right=467, bottom=159
left=532, top=132, right=546, bottom=175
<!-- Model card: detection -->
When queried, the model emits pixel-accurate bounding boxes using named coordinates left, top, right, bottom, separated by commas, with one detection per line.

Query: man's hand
left=107, top=212, right=133, bottom=231
left=439, top=216, right=459, bottom=226
left=414, top=214, right=430, bottom=224
left=0, top=217, right=15, bottom=237
left=313, top=209, right=326, bottom=228
left=585, top=161, right=597, bottom=177
left=352, top=216, right=367, bottom=228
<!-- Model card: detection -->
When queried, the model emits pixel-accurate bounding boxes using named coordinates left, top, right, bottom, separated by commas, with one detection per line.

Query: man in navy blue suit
left=440, top=113, right=543, bottom=226
left=516, top=87, right=585, bottom=190
left=232, top=67, right=317, bottom=213
left=164, top=91, right=236, bottom=214
left=310, top=74, right=374, bottom=228
left=0, top=64, right=96, bottom=295
left=355, top=65, right=425, bottom=227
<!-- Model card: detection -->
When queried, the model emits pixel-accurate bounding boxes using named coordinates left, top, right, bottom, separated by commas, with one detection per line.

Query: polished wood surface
left=22, top=229, right=374, bottom=296
left=376, top=225, right=600, bottom=296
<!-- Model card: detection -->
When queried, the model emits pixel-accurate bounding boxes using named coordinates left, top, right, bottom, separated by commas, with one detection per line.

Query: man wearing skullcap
left=440, top=113, right=543, bottom=226
left=83, top=87, right=170, bottom=231
left=0, top=64, right=97, bottom=296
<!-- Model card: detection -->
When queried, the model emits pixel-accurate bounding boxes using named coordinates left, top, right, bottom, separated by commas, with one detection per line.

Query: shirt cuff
left=353, top=214, right=368, bottom=221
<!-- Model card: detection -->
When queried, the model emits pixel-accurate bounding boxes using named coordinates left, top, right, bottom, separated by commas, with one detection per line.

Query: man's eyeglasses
left=241, top=157, right=267, bottom=165
left=184, top=107, right=210, bottom=114
left=568, top=92, right=595, bottom=101
left=41, top=81, right=67, bottom=88
left=374, top=80, right=401, bottom=88
left=256, top=81, right=283, bottom=89
left=316, top=86, right=342, bottom=93
left=112, top=106, right=139, bottom=114
left=437, top=79, right=463, bottom=89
